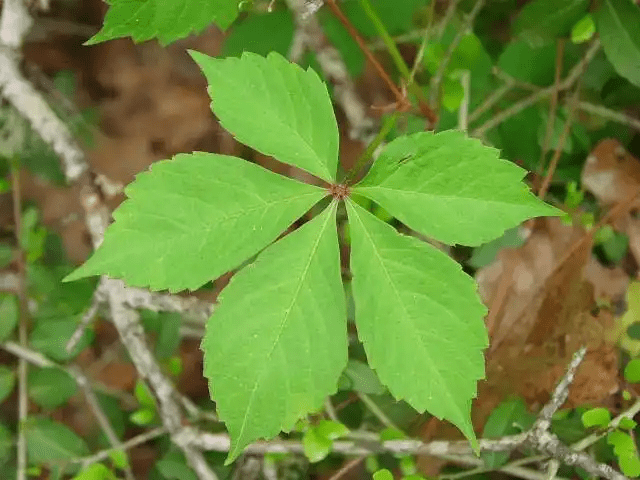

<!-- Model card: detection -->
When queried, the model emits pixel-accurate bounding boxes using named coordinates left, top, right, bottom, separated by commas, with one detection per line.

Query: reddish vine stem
left=536, top=39, right=565, bottom=186
left=324, top=0, right=410, bottom=112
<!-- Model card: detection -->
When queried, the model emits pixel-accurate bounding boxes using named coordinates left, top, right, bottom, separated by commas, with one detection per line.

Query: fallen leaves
left=471, top=137, right=640, bottom=426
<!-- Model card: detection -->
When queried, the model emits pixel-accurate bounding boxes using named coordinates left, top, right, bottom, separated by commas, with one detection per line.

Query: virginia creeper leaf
left=482, top=398, right=533, bottom=467
left=202, top=203, right=347, bottom=462
left=346, top=200, right=488, bottom=449
left=595, top=0, right=640, bottom=88
left=513, top=0, right=589, bottom=44
left=222, top=11, right=294, bottom=58
left=26, top=417, right=89, bottom=462
left=65, top=153, right=325, bottom=292
left=190, top=51, right=339, bottom=182
left=86, top=0, right=239, bottom=46
left=353, top=131, right=559, bottom=246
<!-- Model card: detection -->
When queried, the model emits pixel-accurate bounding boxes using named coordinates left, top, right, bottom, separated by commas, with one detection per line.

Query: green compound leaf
left=72, top=463, right=117, bottom=480
left=624, top=358, right=640, bottom=383
left=26, top=417, right=89, bottom=463
left=482, top=398, right=533, bottom=468
left=346, top=200, right=488, bottom=449
left=595, top=0, right=640, bottom=87
left=581, top=407, right=611, bottom=428
left=222, top=10, right=294, bottom=58
left=65, top=153, right=325, bottom=292
left=190, top=51, right=339, bottom=182
left=202, top=203, right=347, bottom=462
left=353, top=131, right=560, bottom=246
left=608, top=430, right=640, bottom=477
left=513, top=0, right=589, bottom=44
left=28, top=367, right=77, bottom=409
left=0, top=366, right=16, bottom=404
left=86, top=0, right=239, bottom=46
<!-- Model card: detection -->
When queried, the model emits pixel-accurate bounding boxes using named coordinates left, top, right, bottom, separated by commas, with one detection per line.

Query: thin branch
left=533, top=347, right=587, bottom=431
left=435, top=0, right=463, bottom=40
left=357, top=391, right=402, bottom=432
left=0, top=54, right=86, bottom=180
left=188, top=429, right=527, bottom=456
left=76, top=427, right=168, bottom=467
left=407, top=0, right=436, bottom=87
left=0, top=271, right=18, bottom=291
left=324, top=0, right=410, bottom=111
left=356, top=0, right=411, bottom=79
left=0, top=0, right=32, bottom=48
left=458, top=70, right=470, bottom=132
left=537, top=39, right=565, bottom=179
left=438, top=454, right=570, bottom=480
left=578, top=101, right=640, bottom=132
left=10, top=158, right=28, bottom=480
left=471, top=87, right=551, bottom=140
left=66, top=290, right=101, bottom=352
left=538, top=83, right=581, bottom=199
left=471, top=40, right=600, bottom=138
left=430, top=0, right=486, bottom=109
left=70, top=367, right=136, bottom=480
left=328, top=456, right=366, bottom=480
left=467, top=74, right=515, bottom=124
left=1, top=341, right=134, bottom=478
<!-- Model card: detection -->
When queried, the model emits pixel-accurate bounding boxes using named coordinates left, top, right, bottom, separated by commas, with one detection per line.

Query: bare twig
left=471, top=40, right=600, bottom=138
left=0, top=0, right=85, bottom=183
left=66, top=290, right=101, bottom=352
left=522, top=347, right=626, bottom=480
left=538, top=84, right=581, bottom=199
left=430, top=0, right=486, bottom=110
left=0, top=54, right=86, bottom=180
left=578, top=101, right=640, bottom=132
left=10, top=159, right=28, bottom=480
left=439, top=454, right=570, bottom=480
left=1, top=341, right=136, bottom=478
left=66, top=280, right=215, bottom=352
left=458, top=70, right=470, bottom=132
left=76, top=427, right=168, bottom=467
left=69, top=367, right=136, bottom=480
left=0, top=271, right=18, bottom=291
left=468, top=74, right=516, bottom=124
left=537, top=40, right=565, bottom=178
left=0, top=0, right=32, bottom=48
left=534, top=347, right=587, bottom=431
left=328, top=456, right=366, bottom=480
left=434, top=0, right=463, bottom=40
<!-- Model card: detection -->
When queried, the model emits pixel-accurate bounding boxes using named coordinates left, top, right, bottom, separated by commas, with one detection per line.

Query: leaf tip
left=61, top=267, right=88, bottom=283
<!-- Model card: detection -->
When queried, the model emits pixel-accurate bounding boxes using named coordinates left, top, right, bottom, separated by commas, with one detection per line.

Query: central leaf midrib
left=234, top=205, right=335, bottom=446
left=118, top=190, right=322, bottom=244
left=221, top=69, right=331, bottom=180
left=357, top=186, right=532, bottom=207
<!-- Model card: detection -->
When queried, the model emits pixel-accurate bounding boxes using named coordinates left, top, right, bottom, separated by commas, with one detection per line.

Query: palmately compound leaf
left=64, top=152, right=325, bottom=292
left=202, top=203, right=347, bottom=462
left=86, top=0, right=240, bottom=46
left=595, top=0, right=640, bottom=88
left=353, top=131, right=560, bottom=246
left=190, top=51, right=339, bottom=182
left=346, top=200, right=488, bottom=449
